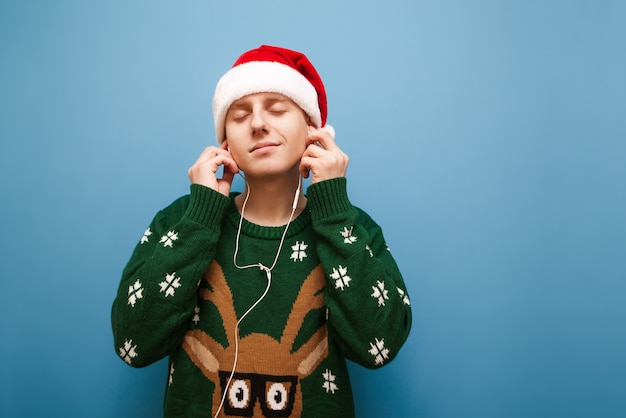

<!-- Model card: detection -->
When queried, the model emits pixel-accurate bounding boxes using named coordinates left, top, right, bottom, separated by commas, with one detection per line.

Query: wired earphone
left=213, top=173, right=302, bottom=418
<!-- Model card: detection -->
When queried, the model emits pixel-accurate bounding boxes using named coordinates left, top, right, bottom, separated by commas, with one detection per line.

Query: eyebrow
left=230, top=95, right=290, bottom=108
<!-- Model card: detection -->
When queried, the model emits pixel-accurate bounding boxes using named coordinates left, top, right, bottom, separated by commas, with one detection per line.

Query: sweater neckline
left=225, top=193, right=311, bottom=239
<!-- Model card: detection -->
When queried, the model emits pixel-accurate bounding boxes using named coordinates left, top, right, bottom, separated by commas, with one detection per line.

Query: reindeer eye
left=228, top=379, right=250, bottom=409
left=266, top=382, right=288, bottom=411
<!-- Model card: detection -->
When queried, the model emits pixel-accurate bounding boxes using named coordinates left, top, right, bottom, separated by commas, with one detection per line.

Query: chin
left=244, top=162, right=301, bottom=180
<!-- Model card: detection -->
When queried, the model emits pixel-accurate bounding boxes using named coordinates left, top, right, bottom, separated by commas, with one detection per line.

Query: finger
left=302, top=142, right=325, bottom=159
left=223, top=151, right=240, bottom=175
left=219, top=140, right=240, bottom=173
left=307, top=127, right=337, bottom=151
left=202, top=146, right=239, bottom=173
left=189, top=148, right=238, bottom=184
left=219, top=165, right=236, bottom=193
left=194, top=153, right=232, bottom=174
left=194, top=146, right=224, bottom=165
left=220, top=153, right=239, bottom=175
left=298, top=158, right=311, bottom=179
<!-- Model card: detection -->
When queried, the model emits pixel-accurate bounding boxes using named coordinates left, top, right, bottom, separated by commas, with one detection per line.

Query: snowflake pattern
left=330, top=265, right=351, bottom=291
left=159, top=272, right=181, bottom=297
left=322, top=369, right=338, bottom=394
left=397, top=287, right=411, bottom=305
left=160, top=230, right=178, bottom=248
left=192, top=305, right=200, bottom=325
left=140, top=228, right=152, bottom=244
left=340, top=226, right=357, bottom=244
left=371, top=281, right=389, bottom=307
left=169, top=363, right=175, bottom=386
left=127, top=279, right=144, bottom=307
left=368, top=337, right=390, bottom=366
left=365, top=244, right=374, bottom=257
left=119, top=339, right=138, bottom=364
left=290, top=241, right=308, bottom=262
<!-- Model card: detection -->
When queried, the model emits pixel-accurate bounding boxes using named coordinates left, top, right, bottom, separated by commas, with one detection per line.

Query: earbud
left=292, top=176, right=302, bottom=209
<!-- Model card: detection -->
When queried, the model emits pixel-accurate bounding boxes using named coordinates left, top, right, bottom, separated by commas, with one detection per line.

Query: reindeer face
left=183, top=261, right=328, bottom=417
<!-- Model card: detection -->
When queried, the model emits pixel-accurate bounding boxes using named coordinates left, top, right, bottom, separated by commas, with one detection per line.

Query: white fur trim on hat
left=212, top=61, right=322, bottom=143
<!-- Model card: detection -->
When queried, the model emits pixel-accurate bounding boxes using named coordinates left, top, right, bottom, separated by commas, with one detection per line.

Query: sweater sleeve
left=111, top=184, right=230, bottom=367
left=307, top=178, right=412, bottom=369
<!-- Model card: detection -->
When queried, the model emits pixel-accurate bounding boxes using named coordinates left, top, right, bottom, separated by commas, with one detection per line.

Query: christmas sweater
left=111, top=177, right=412, bottom=417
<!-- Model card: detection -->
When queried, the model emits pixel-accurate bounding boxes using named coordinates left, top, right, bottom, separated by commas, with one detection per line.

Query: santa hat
left=212, top=45, right=328, bottom=143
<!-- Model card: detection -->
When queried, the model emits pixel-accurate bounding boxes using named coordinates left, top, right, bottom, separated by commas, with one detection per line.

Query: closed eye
left=231, top=112, right=250, bottom=122
left=268, top=107, right=287, bottom=115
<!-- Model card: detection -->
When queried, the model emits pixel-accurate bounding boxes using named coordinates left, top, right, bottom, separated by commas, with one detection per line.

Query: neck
left=235, top=174, right=306, bottom=226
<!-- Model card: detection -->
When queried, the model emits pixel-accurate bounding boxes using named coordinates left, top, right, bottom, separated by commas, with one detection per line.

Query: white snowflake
left=368, top=337, right=390, bottom=366
left=397, top=287, right=411, bottom=305
left=192, top=305, right=200, bottom=325
left=169, top=363, right=175, bottom=386
left=140, top=228, right=152, bottom=244
left=340, top=226, right=357, bottom=244
left=365, top=244, right=374, bottom=257
left=322, top=369, right=338, bottom=394
left=119, top=339, right=138, bottom=364
left=127, top=279, right=144, bottom=307
left=371, top=281, right=389, bottom=307
left=159, top=272, right=181, bottom=297
left=330, top=265, right=351, bottom=291
left=160, top=230, right=178, bottom=248
left=290, top=241, right=308, bottom=262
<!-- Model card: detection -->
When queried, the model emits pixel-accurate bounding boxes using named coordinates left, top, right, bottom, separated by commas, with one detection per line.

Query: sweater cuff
left=185, top=184, right=230, bottom=229
left=306, top=177, right=353, bottom=221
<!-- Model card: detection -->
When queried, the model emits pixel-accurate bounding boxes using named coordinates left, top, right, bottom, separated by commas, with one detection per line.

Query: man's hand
left=299, top=127, right=349, bottom=183
left=188, top=141, right=239, bottom=196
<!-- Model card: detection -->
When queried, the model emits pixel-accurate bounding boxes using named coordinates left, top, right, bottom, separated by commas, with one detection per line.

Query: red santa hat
left=212, top=45, right=328, bottom=143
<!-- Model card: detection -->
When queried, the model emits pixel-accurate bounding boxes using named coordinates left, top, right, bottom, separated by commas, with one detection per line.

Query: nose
left=250, top=110, right=268, bottom=136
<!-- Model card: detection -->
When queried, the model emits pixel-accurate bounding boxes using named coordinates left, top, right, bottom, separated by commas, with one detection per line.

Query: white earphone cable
left=214, top=176, right=301, bottom=418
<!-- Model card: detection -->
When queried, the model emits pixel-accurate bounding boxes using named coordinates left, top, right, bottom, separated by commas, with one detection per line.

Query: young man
left=112, top=45, right=412, bottom=417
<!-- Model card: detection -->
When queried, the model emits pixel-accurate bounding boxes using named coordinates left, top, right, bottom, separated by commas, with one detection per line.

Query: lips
left=250, top=141, right=279, bottom=153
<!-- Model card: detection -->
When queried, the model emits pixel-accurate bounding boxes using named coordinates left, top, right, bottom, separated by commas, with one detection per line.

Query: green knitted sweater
left=111, top=178, right=411, bottom=417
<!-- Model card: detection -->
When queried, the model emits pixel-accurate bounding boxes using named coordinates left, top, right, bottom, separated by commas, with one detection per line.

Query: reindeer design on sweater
left=183, top=261, right=328, bottom=417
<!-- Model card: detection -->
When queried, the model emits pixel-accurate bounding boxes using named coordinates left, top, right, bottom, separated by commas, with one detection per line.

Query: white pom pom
left=320, top=124, right=335, bottom=140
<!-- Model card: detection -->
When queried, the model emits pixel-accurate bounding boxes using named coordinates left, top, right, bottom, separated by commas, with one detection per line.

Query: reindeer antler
left=198, top=261, right=238, bottom=348
left=281, top=265, right=327, bottom=351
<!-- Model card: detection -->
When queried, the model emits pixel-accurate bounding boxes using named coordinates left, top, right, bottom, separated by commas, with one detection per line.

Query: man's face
left=224, top=92, right=310, bottom=178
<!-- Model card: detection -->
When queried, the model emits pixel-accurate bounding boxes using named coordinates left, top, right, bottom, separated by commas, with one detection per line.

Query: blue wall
left=1, top=1, right=625, bottom=417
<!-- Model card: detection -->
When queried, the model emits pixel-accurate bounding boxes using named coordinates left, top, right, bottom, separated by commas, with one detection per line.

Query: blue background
left=1, top=1, right=625, bottom=417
